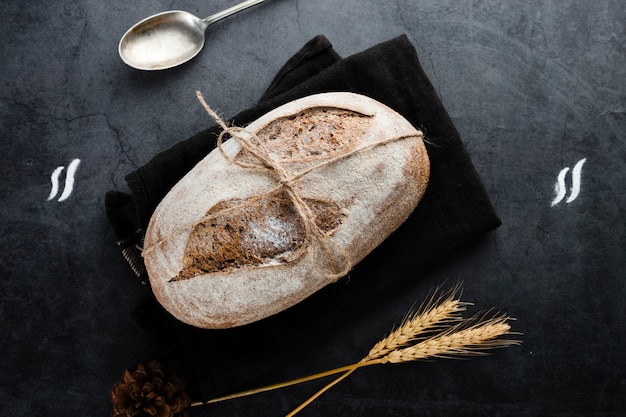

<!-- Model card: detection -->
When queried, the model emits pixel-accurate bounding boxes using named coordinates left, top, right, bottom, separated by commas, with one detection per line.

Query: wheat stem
left=284, top=368, right=356, bottom=417
left=191, top=359, right=383, bottom=407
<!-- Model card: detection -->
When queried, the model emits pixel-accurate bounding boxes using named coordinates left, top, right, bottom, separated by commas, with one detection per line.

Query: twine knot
left=197, top=91, right=351, bottom=279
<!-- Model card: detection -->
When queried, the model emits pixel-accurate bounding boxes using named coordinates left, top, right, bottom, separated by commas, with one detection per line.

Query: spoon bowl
left=119, top=0, right=266, bottom=71
left=119, top=11, right=207, bottom=70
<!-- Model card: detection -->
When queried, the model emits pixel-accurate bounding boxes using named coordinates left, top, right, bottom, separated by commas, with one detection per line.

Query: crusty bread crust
left=144, top=92, right=430, bottom=328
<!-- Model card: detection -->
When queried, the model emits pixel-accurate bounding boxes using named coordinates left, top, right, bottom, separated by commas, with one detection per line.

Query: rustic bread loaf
left=143, top=92, right=430, bottom=328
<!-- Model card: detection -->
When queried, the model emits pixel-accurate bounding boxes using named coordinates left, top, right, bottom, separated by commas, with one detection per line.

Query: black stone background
left=1, top=1, right=624, bottom=416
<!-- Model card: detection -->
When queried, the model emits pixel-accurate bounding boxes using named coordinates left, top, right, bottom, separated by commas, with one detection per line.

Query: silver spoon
left=119, top=0, right=267, bottom=70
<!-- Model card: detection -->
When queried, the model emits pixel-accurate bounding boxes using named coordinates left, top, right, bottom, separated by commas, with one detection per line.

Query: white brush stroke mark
left=47, top=166, right=65, bottom=201
left=551, top=167, right=570, bottom=206
left=551, top=158, right=586, bottom=206
left=47, top=158, right=81, bottom=202
left=566, top=158, right=586, bottom=203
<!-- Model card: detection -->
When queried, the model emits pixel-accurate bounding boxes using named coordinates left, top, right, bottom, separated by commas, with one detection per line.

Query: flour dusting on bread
left=171, top=194, right=345, bottom=281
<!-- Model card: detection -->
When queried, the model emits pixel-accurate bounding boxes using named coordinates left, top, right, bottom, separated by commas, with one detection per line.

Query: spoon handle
left=203, top=0, right=267, bottom=25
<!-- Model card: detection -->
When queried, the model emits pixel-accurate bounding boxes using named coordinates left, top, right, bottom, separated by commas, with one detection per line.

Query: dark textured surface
left=1, top=1, right=625, bottom=416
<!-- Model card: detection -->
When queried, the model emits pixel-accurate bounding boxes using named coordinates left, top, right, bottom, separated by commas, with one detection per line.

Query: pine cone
left=111, top=360, right=191, bottom=417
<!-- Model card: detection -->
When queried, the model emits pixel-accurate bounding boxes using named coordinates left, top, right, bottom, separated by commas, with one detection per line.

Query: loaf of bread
left=143, top=92, right=430, bottom=328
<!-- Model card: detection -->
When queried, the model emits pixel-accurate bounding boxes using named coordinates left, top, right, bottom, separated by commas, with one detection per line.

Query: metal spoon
left=119, top=0, right=267, bottom=70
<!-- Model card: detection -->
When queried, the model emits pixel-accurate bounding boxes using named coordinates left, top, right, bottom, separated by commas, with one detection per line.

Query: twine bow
left=196, top=91, right=351, bottom=279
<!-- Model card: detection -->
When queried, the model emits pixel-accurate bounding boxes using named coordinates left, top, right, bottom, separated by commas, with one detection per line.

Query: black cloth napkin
left=105, top=34, right=501, bottom=402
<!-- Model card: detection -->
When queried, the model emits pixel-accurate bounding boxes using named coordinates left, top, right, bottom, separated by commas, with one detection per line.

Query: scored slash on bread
left=143, top=92, right=430, bottom=329
left=172, top=193, right=346, bottom=281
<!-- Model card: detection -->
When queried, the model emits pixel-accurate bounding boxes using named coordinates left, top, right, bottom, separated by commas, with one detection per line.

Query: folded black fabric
left=105, top=34, right=501, bottom=402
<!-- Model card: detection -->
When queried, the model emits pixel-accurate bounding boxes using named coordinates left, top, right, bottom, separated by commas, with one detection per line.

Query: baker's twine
left=142, top=91, right=422, bottom=281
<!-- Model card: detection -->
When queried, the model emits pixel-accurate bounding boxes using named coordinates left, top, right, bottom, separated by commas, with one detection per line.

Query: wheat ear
left=384, top=312, right=519, bottom=363
left=366, top=283, right=468, bottom=360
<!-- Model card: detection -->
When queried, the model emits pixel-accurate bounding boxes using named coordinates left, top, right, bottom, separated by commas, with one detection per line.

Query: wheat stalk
left=285, top=296, right=519, bottom=417
left=193, top=284, right=521, bottom=417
